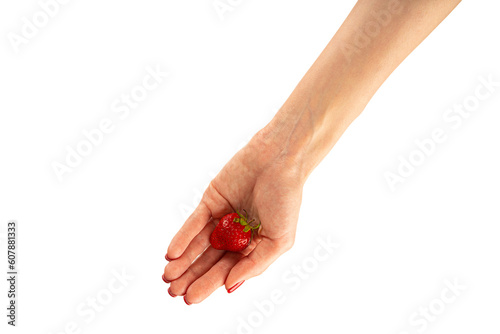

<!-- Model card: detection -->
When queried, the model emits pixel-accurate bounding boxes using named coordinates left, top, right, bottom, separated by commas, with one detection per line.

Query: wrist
left=253, top=38, right=370, bottom=181
left=253, top=101, right=340, bottom=183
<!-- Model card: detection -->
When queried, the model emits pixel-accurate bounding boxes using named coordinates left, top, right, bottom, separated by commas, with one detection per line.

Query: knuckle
left=186, top=265, right=201, bottom=278
left=280, top=238, right=295, bottom=252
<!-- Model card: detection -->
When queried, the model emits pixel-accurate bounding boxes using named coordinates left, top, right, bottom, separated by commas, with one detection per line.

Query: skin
left=164, top=0, right=462, bottom=304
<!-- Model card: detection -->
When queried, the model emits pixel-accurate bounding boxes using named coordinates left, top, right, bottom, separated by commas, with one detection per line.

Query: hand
left=163, top=130, right=304, bottom=304
left=162, top=0, right=462, bottom=305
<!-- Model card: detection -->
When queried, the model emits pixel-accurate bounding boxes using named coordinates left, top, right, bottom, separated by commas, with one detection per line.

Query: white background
left=1, top=0, right=499, bottom=333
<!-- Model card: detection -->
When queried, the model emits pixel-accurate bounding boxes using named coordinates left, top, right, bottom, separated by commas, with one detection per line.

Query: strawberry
left=210, top=210, right=260, bottom=252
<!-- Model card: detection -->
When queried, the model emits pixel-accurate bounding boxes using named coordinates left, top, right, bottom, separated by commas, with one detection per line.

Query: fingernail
left=227, top=280, right=245, bottom=293
left=183, top=296, right=191, bottom=305
left=162, top=274, right=171, bottom=284
left=168, top=288, right=177, bottom=297
left=165, top=254, right=178, bottom=261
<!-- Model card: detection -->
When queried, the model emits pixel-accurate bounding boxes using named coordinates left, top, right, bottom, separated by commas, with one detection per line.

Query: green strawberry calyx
left=234, top=209, right=260, bottom=233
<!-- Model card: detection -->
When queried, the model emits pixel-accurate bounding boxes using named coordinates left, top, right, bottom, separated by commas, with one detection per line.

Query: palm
left=163, top=137, right=303, bottom=304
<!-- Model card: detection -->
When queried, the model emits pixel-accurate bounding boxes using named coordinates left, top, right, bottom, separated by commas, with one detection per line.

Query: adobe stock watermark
left=213, top=0, right=245, bottom=21
left=177, top=104, right=276, bottom=220
left=178, top=170, right=217, bottom=221
left=341, top=0, right=403, bottom=63
left=51, top=64, right=168, bottom=182
left=177, top=102, right=279, bottom=220
left=47, top=267, right=134, bottom=334
left=385, top=74, right=499, bottom=191
left=222, top=235, right=340, bottom=334
left=178, top=134, right=252, bottom=220
left=396, top=278, right=466, bottom=334
left=7, top=0, right=72, bottom=54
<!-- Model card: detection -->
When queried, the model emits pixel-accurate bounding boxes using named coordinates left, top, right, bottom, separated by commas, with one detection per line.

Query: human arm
left=163, top=0, right=462, bottom=304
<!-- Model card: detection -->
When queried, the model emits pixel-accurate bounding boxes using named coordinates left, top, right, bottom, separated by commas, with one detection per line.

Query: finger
left=225, top=237, right=286, bottom=290
left=168, top=246, right=225, bottom=296
left=167, top=202, right=211, bottom=259
left=184, top=252, right=244, bottom=305
left=164, top=220, right=217, bottom=281
left=170, top=234, right=260, bottom=297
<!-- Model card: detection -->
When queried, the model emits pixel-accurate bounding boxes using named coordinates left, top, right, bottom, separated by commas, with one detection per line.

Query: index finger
left=167, top=202, right=211, bottom=260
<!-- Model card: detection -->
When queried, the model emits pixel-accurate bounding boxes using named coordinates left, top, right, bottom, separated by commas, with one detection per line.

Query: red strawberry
left=210, top=210, right=260, bottom=252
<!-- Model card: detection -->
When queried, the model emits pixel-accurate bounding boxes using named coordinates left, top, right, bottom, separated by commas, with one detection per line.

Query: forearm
left=258, top=0, right=461, bottom=182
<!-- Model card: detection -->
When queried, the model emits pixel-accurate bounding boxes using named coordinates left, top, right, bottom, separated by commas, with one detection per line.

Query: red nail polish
left=168, top=288, right=177, bottom=297
left=227, top=280, right=245, bottom=293
left=183, top=296, right=191, bottom=305
left=162, top=274, right=171, bottom=283
left=165, top=254, right=178, bottom=262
